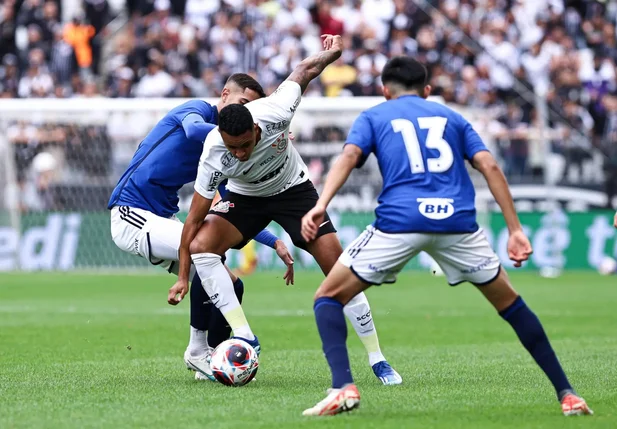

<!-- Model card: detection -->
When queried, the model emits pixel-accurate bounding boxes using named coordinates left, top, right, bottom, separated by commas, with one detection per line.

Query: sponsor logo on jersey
left=212, top=201, right=235, bottom=213
left=265, top=120, right=288, bottom=135
left=250, top=155, right=289, bottom=184
left=259, top=155, right=276, bottom=167
left=221, top=152, right=239, bottom=168
left=243, top=164, right=254, bottom=175
left=207, top=171, right=223, bottom=192
left=417, top=198, right=455, bottom=220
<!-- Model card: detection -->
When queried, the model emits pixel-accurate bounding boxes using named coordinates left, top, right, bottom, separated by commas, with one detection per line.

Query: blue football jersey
left=346, top=95, right=488, bottom=234
left=108, top=100, right=218, bottom=217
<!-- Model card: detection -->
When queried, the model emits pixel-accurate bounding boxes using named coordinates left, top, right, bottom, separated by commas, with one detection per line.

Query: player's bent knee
left=189, top=236, right=209, bottom=255
left=314, top=263, right=370, bottom=305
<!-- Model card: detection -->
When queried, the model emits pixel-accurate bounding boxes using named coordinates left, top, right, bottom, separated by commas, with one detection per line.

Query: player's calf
left=478, top=269, right=592, bottom=415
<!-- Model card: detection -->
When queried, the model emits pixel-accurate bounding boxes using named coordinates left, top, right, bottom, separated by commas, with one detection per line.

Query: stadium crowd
left=2, top=0, right=617, bottom=210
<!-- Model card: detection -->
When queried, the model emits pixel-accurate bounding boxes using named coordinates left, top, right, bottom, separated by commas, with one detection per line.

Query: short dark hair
left=226, top=73, right=266, bottom=98
left=381, top=56, right=428, bottom=92
left=219, top=104, right=254, bottom=137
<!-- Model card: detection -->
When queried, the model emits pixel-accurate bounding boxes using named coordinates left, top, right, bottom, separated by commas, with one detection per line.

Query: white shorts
left=110, top=205, right=192, bottom=276
left=339, top=225, right=501, bottom=286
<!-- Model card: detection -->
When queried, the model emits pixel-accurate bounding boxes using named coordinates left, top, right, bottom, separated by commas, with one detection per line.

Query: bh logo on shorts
left=417, top=198, right=455, bottom=220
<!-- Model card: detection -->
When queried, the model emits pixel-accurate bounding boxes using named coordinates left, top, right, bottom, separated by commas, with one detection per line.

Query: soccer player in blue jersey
left=300, top=57, right=592, bottom=416
left=107, top=73, right=294, bottom=381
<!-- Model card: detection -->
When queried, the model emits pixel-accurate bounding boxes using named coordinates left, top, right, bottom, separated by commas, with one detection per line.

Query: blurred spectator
left=600, top=95, right=617, bottom=207
left=63, top=15, right=95, bottom=71
left=49, top=26, right=78, bottom=85
left=23, top=151, right=59, bottom=212
left=107, top=66, right=134, bottom=97
left=133, top=56, right=174, bottom=97
left=0, top=0, right=18, bottom=58
left=0, top=53, right=20, bottom=97
left=493, top=101, right=530, bottom=182
left=320, top=57, right=357, bottom=97
left=17, top=48, right=53, bottom=97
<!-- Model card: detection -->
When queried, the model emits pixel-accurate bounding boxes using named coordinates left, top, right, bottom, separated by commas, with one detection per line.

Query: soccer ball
left=209, top=339, right=259, bottom=386
left=598, top=256, right=617, bottom=276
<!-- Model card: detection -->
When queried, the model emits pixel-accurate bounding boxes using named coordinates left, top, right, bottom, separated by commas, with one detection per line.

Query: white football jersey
left=195, top=81, right=309, bottom=198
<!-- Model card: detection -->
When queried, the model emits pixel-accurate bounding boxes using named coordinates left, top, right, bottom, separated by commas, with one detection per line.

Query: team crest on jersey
left=271, top=133, right=288, bottom=154
left=221, top=152, right=239, bottom=168
left=212, top=201, right=235, bottom=213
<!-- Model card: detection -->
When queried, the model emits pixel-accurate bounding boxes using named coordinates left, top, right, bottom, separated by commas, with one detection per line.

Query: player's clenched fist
left=613, top=211, right=617, bottom=228
left=321, top=34, right=342, bottom=52
left=507, top=230, right=533, bottom=268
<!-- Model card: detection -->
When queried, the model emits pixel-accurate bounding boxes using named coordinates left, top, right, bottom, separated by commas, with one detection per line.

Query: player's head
left=381, top=56, right=431, bottom=100
left=220, top=73, right=266, bottom=107
left=218, top=104, right=260, bottom=162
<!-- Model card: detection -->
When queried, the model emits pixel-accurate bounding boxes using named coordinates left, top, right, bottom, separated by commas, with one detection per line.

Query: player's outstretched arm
left=168, top=192, right=213, bottom=305
left=301, top=144, right=362, bottom=242
left=472, top=150, right=532, bottom=267
left=286, top=34, right=343, bottom=94
left=181, top=114, right=217, bottom=142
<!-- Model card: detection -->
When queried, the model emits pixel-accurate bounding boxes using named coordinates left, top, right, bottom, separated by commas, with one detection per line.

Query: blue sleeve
left=461, top=119, right=488, bottom=160
left=253, top=229, right=279, bottom=249
left=345, top=111, right=375, bottom=168
left=182, top=113, right=217, bottom=142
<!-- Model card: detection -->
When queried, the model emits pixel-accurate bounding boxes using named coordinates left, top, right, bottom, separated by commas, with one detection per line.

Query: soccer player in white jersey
left=300, top=56, right=593, bottom=416
left=108, top=74, right=295, bottom=381
left=168, top=35, right=402, bottom=385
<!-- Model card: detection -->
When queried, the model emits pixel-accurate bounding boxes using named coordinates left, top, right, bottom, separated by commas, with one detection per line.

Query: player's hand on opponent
left=321, top=34, right=343, bottom=53
left=301, top=205, right=326, bottom=243
left=168, top=279, right=189, bottom=305
left=508, top=229, right=533, bottom=268
left=274, top=239, right=295, bottom=285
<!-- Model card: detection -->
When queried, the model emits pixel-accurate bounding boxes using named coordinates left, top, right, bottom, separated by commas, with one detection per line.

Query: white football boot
left=184, top=348, right=216, bottom=382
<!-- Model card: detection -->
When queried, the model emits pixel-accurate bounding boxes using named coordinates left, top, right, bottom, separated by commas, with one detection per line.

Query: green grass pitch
left=1, top=271, right=616, bottom=429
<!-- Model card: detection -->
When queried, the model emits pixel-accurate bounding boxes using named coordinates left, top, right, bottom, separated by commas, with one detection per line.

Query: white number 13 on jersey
left=391, top=117, right=454, bottom=173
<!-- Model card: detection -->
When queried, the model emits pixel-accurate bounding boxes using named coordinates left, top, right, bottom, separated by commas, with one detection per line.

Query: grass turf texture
left=0, top=272, right=615, bottom=429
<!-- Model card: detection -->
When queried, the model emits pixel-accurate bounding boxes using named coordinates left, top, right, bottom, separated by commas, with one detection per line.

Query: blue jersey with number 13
left=346, top=95, right=488, bottom=234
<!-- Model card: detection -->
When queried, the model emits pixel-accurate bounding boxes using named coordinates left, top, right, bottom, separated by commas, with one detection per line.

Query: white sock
left=191, top=253, right=255, bottom=341
left=187, top=326, right=210, bottom=357
left=344, top=292, right=386, bottom=366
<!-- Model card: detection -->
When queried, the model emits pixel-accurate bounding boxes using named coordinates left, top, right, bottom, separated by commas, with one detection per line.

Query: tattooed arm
left=286, top=34, right=343, bottom=94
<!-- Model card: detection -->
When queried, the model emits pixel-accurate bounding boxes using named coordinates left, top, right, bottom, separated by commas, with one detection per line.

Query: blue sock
left=500, top=296, right=573, bottom=399
left=208, top=278, right=245, bottom=349
left=314, top=297, right=353, bottom=389
left=190, top=272, right=211, bottom=331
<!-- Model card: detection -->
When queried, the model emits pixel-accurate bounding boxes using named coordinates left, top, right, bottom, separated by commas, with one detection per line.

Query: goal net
left=0, top=97, right=495, bottom=272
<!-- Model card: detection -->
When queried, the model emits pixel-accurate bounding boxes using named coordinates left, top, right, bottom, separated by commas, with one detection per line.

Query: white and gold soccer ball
left=598, top=256, right=617, bottom=276
left=209, top=339, right=259, bottom=386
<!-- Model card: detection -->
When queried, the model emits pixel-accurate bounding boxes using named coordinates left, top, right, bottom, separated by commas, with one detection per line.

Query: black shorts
left=209, top=180, right=337, bottom=250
